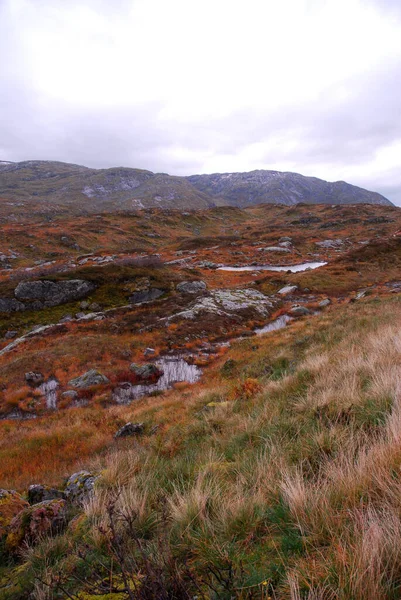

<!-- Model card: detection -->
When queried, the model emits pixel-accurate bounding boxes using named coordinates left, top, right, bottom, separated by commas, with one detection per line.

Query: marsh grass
left=6, top=298, right=401, bottom=598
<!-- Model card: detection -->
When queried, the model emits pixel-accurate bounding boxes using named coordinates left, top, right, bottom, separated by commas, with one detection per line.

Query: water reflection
left=39, top=377, right=59, bottom=409
left=218, top=262, right=326, bottom=273
left=255, top=315, right=293, bottom=335
left=113, top=357, right=201, bottom=404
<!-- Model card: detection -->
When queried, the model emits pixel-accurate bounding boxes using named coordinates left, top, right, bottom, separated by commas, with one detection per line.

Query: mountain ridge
left=0, top=160, right=392, bottom=213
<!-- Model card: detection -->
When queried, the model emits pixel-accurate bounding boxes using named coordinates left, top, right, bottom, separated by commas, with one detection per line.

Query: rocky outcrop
left=68, top=369, right=110, bottom=389
left=14, top=279, right=96, bottom=307
left=0, top=279, right=96, bottom=313
left=6, top=499, right=67, bottom=552
left=168, top=289, right=274, bottom=322
left=176, top=281, right=207, bottom=294
left=114, top=422, right=144, bottom=439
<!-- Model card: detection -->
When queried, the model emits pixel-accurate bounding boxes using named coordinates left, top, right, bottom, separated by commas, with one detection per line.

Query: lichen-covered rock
left=14, top=279, right=96, bottom=308
left=68, top=369, right=110, bottom=389
left=27, top=484, right=64, bottom=505
left=129, top=363, right=164, bottom=382
left=0, top=490, right=29, bottom=539
left=114, top=422, right=144, bottom=439
left=64, top=471, right=98, bottom=505
left=176, top=281, right=207, bottom=294
left=6, top=499, right=66, bottom=552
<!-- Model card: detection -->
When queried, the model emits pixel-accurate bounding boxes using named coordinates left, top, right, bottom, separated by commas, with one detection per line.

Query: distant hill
left=187, top=170, right=392, bottom=207
left=0, top=160, right=392, bottom=214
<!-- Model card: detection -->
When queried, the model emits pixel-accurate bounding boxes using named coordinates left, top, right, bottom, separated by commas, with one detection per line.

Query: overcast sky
left=1, top=0, right=401, bottom=203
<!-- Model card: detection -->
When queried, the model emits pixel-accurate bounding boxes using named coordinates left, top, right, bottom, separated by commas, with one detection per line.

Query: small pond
left=113, top=356, right=202, bottom=404
left=218, top=261, right=327, bottom=273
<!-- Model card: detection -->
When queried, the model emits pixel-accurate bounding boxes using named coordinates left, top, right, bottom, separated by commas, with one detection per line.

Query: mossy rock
left=6, top=499, right=67, bottom=552
left=0, top=490, right=29, bottom=539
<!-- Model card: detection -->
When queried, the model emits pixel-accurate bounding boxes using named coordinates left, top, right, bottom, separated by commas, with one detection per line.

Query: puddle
left=39, top=377, right=59, bottom=409
left=113, top=357, right=201, bottom=404
left=255, top=314, right=293, bottom=335
left=218, top=261, right=327, bottom=273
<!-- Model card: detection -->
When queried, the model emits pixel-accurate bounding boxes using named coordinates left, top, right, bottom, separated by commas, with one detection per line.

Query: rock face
left=64, top=471, right=98, bottom=505
left=176, top=281, right=207, bottom=294
left=68, top=369, right=110, bottom=388
left=14, top=279, right=96, bottom=308
left=187, top=170, right=392, bottom=207
left=0, top=490, right=29, bottom=539
left=129, top=288, right=164, bottom=304
left=129, top=363, right=164, bottom=382
left=114, top=422, right=144, bottom=439
left=6, top=499, right=67, bottom=552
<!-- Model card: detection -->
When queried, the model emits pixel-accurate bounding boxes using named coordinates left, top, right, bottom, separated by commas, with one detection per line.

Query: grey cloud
left=1, top=0, right=401, bottom=204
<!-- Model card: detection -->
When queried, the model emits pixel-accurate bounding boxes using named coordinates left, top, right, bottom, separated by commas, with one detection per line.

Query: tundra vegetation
left=1, top=202, right=401, bottom=598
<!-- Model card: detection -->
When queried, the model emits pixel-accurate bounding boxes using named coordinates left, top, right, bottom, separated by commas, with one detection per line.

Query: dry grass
left=6, top=292, right=401, bottom=596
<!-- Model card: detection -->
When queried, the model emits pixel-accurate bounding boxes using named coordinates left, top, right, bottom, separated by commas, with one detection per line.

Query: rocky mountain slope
left=187, top=169, right=392, bottom=207
left=0, top=161, right=213, bottom=212
left=0, top=160, right=392, bottom=215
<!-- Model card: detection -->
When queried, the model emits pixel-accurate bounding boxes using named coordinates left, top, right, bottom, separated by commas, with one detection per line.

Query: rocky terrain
left=188, top=169, right=392, bottom=207
left=2, top=200, right=401, bottom=598
left=0, top=160, right=391, bottom=219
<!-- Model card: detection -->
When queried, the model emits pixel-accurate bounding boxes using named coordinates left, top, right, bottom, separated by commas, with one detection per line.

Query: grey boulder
left=25, top=372, right=44, bottom=386
left=14, top=279, right=96, bottom=308
left=129, top=288, right=164, bottom=304
left=129, top=363, right=164, bottom=381
left=289, top=305, right=311, bottom=316
left=114, top=422, right=144, bottom=439
left=68, top=369, right=110, bottom=388
left=176, top=281, right=207, bottom=294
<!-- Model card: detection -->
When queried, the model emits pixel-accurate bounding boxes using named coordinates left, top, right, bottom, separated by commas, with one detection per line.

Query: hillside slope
left=0, top=161, right=214, bottom=212
left=187, top=169, right=392, bottom=207
left=0, top=161, right=392, bottom=215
